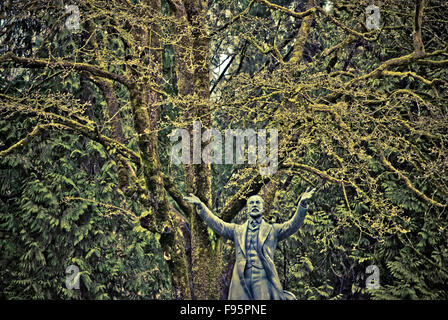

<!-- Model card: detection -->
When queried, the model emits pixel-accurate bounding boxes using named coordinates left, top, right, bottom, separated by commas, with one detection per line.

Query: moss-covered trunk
left=128, top=0, right=192, bottom=299
left=172, top=0, right=224, bottom=299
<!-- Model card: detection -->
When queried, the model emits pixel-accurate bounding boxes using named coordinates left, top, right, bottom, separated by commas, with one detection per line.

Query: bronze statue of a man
left=184, top=187, right=316, bottom=300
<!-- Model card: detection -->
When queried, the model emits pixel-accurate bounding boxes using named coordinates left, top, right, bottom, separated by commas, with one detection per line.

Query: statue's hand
left=300, top=186, right=316, bottom=202
left=184, top=193, right=203, bottom=207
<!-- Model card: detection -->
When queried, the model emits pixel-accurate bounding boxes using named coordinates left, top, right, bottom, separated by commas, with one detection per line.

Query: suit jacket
left=197, top=200, right=308, bottom=300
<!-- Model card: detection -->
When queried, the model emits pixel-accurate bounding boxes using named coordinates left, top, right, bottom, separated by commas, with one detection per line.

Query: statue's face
left=247, top=195, right=264, bottom=218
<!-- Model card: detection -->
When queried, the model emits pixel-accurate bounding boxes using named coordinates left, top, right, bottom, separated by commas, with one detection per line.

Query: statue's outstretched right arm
left=184, top=194, right=234, bottom=240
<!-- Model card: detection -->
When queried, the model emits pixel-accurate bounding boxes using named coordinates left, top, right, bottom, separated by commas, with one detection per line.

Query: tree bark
left=132, top=0, right=192, bottom=299
left=172, top=0, right=224, bottom=299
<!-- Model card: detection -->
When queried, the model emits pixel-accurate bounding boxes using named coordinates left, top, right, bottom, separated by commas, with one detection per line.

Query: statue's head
left=247, top=195, right=264, bottom=219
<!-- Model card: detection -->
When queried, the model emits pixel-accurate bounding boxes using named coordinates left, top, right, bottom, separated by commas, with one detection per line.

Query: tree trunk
left=172, top=0, right=224, bottom=299
left=131, top=0, right=192, bottom=299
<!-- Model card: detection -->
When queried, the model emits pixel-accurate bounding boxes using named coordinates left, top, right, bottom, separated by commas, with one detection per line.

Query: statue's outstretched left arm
left=274, top=187, right=316, bottom=241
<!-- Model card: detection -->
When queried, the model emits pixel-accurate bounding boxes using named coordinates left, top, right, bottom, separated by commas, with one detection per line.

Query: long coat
left=197, top=201, right=308, bottom=300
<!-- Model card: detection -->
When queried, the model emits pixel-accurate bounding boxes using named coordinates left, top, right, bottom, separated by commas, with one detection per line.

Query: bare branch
left=162, top=172, right=193, bottom=218
left=0, top=94, right=141, bottom=164
left=0, top=52, right=133, bottom=89
left=378, top=147, right=446, bottom=208
left=0, top=123, right=71, bottom=157
left=281, top=162, right=350, bottom=186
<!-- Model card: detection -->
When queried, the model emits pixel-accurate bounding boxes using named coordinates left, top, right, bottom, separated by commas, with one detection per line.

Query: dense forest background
left=0, top=0, right=447, bottom=300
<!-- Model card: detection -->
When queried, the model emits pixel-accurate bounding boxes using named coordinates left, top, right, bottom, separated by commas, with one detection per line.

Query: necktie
left=250, top=219, right=260, bottom=230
